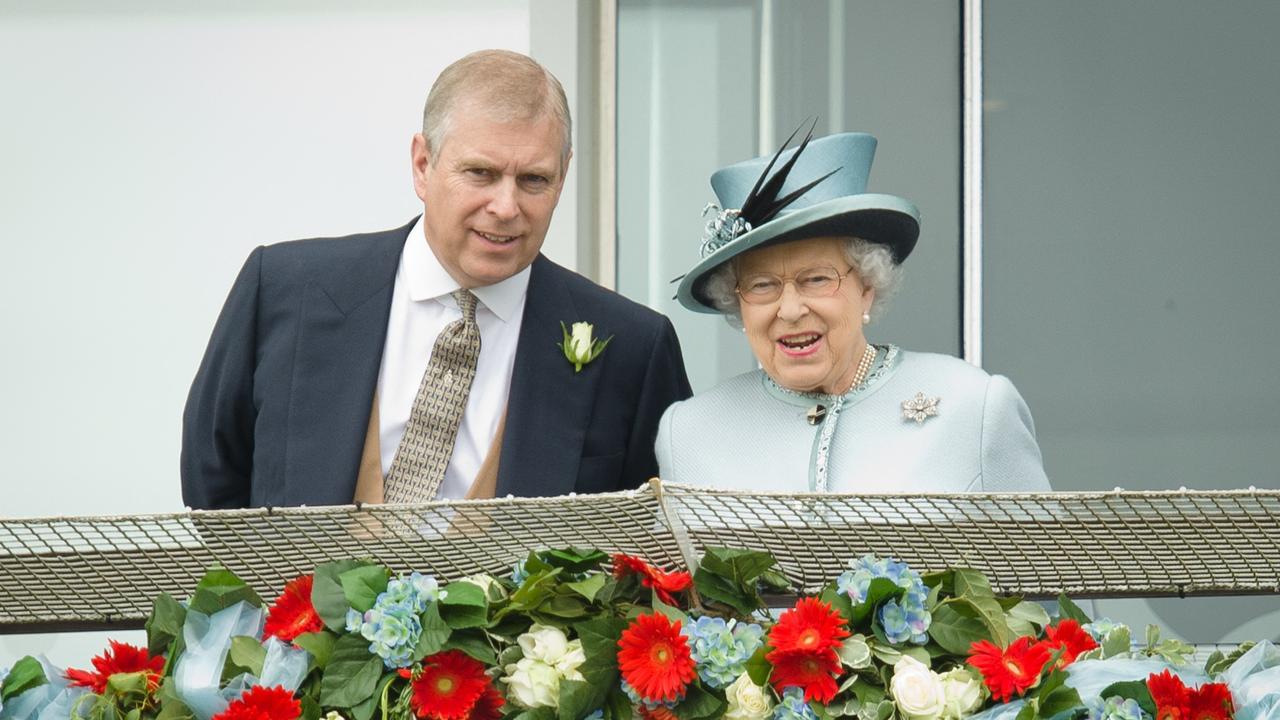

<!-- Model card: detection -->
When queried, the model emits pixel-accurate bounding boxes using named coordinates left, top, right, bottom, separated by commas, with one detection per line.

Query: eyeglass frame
left=734, top=264, right=859, bottom=305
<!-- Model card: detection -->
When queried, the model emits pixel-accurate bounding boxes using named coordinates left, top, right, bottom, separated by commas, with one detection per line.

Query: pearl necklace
left=805, top=343, right=878, bottom=425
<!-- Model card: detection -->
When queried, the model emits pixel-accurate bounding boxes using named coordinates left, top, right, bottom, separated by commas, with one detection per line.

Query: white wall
left=0, top=0, right=585, bottom=668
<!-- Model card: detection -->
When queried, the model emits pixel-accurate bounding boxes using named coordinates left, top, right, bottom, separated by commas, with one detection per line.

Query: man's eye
left=465, top=168, right=493, bottom=179
left=521, top=174, right=550, bottom=186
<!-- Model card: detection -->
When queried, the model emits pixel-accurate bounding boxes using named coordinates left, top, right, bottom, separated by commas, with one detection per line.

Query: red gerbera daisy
left=639, top=706, right=681, bottom=720
left=967, top=637, right=1053, bottom=703
left=1147, top=671, right=1235, bottom=720
left=617, top=612, right=697, bottom=703
left=612, top=553, right=693, bottom=605
left=469, top=686, right=506, bottom=720
left=1148, top=670, right=1192, bottom=720
left=410, top=650, right=491, bottom=720
left=1187, top=682, right=1234, bottom=720
left=1041, top=619, right=1098, bottom=668
left=212, top=685, right=301, bottom=720
left=767, top=598, right=850, bottom=657
left=769, top=648, right=843, bottom=703
left=64, top=640, right=165, bottom=694
left=264, top=574, right=324, bottom=642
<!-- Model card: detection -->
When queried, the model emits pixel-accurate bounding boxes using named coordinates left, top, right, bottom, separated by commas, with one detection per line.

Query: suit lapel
left=284, top=221, right=411, bottom=505
left=498, top=256, right=601, bottom=497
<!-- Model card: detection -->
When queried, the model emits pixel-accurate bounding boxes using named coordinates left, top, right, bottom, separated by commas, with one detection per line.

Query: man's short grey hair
left=422, top=49, right=572, bottom=167
left=701, top=237, right=903, bottom=325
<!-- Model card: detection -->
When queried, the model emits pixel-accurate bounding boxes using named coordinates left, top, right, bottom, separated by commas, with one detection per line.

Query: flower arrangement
left=1, top=548, right=1276, bottom=720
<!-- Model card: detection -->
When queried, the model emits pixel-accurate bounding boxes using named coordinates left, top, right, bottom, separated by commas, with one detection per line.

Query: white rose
left=724, top=672, right=774, bottom=720
left=938, top=668, right=984, bottom=719
left=518, top=624, right=571, bottom=664
left=890, top=656, right=946, bottom=720
left=569, top=322, right=594, bottom=360
left=554, top=639, right=587, bottom=679
left=503, top=657, right=562, bottom=708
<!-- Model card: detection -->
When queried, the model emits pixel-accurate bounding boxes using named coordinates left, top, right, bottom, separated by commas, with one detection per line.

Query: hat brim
left=676, top=193, right=921, bottom=314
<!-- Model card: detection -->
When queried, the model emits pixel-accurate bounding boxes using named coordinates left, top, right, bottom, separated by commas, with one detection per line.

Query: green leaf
left=820, top=587, right=856, bottom=628
left=1038, top=686, right=1083, bottom=718
left=414, top=602, right=453, bottom=658
left=928, top=602, right=991, bottom=655
left=694, top=568, right=758, bottom=616
left=442, top=580, right=488, bottom=609
left=188, top=567, right=262, bottom=615
left=694, top=547, right=781, bottom=615
left=1008, top=601, right=1052, bottom=629
left=745, top=645, right=771, bottom=686
left=575, top=616, right=627, bottom=666
left=952, top=568, right=995, bottom=599
left=850, top=577, right=903, bottom=625
left=673, top=685, right=726, bottom=720
left=1206, top=642, right=1255, bottom=675
left=651, top=594, right=691, bottom=625
left=340, top=566, right=390, bottom=613
left=1099, top=680, right=1156, bottom=718
left=440, top=589, right=490, bottom=629
left=1102, top=625, right=1132, bottom=658
left=558, top=679, right=594, bottom=720
left=1, top=655, right=48, bottom=701
left=228, top=636, right=267, bottom=676
left=541, top=548, right=609, bottom=575
left=146, top=593, right=188, bottom=657
left=1015, top=703, right=1037, bottom=720
left=318, top=634, right=384, bottom=707
left=294, top=631, right=336, bottom=668
left=349, top=673, right=394, bottom=720
left=443, top=629, right=498, bottom=664
left=968, top=596, right=1013, bottom=648
left=565, top=574, right=607, bottom=603
left=604, top=687, right=632, bottom=720
left=313, top=559, right=369, bottom=631
left=536, top=594, right=589, bottom=621
left=512, top=709, right=558, bottom=720
left=1056, top=594, right=1092, bottom=624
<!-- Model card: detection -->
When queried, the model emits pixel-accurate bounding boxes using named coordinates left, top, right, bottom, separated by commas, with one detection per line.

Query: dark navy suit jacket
left=180, top=219, right=692, bottom=508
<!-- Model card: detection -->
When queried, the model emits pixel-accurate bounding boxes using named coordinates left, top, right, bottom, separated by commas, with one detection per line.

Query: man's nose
left=776, top=282, right=809, bottom=321
left=486, top=179, right=520, bottom=221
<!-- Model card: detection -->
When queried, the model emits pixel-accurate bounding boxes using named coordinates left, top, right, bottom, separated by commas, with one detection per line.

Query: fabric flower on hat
left=211, top=685, right=301, bottom=720
left=682, top=616, right=766, bottom=689
left=264, top=574, right=324, bottom=642
left=967, top=637, right=1052, bottom=703
left=64, top=640, right=165, bottom=695
left=617, top=612, right=697, bottom=704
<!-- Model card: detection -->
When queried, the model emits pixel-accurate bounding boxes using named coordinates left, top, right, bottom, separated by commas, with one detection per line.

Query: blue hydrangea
left=836, top=555, right=931, bottom=645
left=1088, top=696, right=1151, bottom=720
left=621, top=679, right=681, bottom=708
left=681, top=617, right=765, bottom=689
left=771, top=688, right=818, bottom=720
left=1083, top=618, right=1126, bottom=642
left=511, top=560, right=531, bottom=586
left=349, top=572, right=445, bottom=668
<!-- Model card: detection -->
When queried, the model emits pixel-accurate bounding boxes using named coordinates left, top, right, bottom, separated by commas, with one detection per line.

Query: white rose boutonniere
left=559, top=321, right=612, bottom=372
left=890, top=656, right=947, bottom=720
left=723, top=672, right=774, bottom=720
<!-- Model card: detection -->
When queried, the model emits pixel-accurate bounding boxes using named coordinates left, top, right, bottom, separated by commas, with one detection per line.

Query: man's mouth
left=777, top=333, right=822, bottom=355
left=476, top=230, right=519, bottom=245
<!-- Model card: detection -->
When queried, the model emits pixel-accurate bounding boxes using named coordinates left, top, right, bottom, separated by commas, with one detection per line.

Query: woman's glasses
left=735, top=265, right=856, bottom=305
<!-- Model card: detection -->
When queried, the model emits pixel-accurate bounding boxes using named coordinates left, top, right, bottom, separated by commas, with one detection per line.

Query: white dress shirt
left=376, top=216, right=529, bottom=499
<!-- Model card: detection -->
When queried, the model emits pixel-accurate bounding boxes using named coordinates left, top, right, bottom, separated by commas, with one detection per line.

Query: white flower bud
left=890, top=656, right=946, bottom=720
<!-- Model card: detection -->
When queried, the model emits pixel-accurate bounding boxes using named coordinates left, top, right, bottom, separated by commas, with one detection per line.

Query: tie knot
left=452, top=289, right=479, bottom=323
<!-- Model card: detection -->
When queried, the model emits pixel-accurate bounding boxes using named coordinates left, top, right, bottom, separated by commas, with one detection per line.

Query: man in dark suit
left=181, top=50, right=691, bottom=509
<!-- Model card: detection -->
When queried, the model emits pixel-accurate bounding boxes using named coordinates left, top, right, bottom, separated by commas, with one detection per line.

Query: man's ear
left=411, top=133, right=431, bottom=201
left=558, top=148, right=573, bottom=189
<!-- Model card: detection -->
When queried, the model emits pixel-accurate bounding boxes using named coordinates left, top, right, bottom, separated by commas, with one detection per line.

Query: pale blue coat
left=655, top=347, right=1050, bottom=492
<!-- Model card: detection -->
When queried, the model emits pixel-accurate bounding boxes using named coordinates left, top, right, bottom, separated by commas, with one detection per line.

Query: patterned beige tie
left=384, top=289, right=482, bottom=502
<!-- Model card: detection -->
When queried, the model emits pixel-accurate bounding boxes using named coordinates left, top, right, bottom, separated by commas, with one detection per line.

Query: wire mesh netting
left=2, top=482, right=1277, bottom=633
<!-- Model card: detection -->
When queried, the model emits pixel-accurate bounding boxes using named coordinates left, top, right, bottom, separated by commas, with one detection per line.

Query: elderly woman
left=656, top=130, right=1049, bottom=492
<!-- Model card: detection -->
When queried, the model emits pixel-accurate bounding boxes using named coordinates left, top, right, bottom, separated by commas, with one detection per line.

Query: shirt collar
left=401, top=215, right=531, bottom=322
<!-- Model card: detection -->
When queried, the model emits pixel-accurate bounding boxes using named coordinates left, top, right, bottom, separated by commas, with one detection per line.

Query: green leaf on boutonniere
left=559, top=321, right=613, bottom=373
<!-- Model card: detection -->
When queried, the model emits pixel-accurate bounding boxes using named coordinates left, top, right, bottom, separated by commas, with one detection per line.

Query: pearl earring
left=862, top=312, right=871, bottom=325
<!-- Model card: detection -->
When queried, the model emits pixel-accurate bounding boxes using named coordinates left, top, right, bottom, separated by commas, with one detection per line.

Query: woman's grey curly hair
left=701, top=237, right=903, bottom=325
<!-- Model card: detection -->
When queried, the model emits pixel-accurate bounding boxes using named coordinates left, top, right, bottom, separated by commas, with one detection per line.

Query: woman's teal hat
left=676, top=128, right=920, bottom=313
